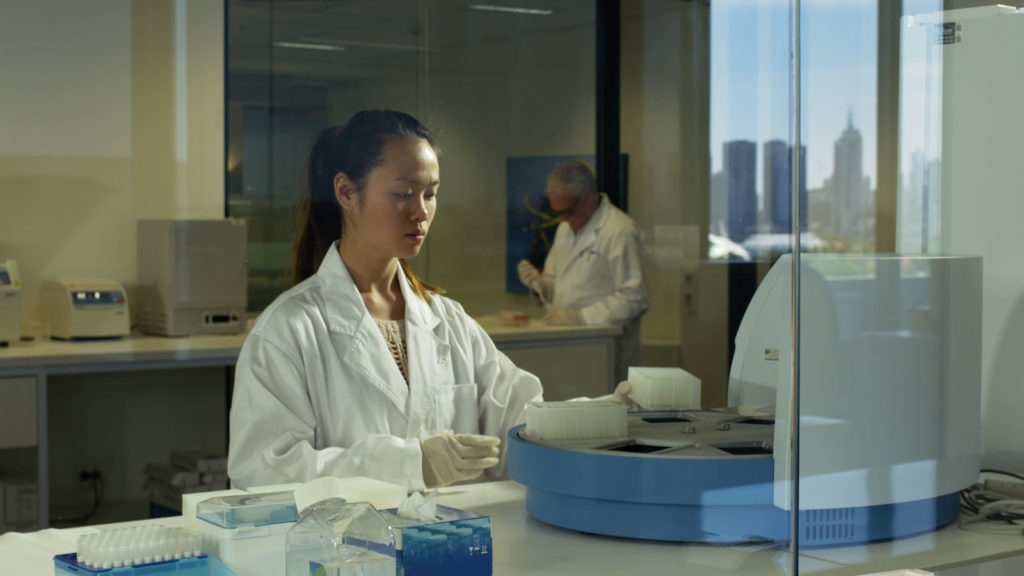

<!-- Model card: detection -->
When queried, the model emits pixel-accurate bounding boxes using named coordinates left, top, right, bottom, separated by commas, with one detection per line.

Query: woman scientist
left=228, top=110, right=543, bottom=491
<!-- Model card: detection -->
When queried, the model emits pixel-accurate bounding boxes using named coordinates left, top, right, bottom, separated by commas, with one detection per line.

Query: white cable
left=977, top=498, right=1024, bottom=518
left=959, top=497, right=1024, bottom=536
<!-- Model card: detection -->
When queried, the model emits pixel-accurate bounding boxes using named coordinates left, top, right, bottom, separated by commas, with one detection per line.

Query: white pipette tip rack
left=628, top=366, right=702, bottom=410
left=75, top=525, right=201, bottom=570
left=525, top=400, right=627, bottom=441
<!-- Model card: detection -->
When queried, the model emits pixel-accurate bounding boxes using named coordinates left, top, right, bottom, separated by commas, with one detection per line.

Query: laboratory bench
left=0, top=320, right=621, bottom=529
left=1, top=480, right=1023, bottom=575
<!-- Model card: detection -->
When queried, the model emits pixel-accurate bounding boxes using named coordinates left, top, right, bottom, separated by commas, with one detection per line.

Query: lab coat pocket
left=435, top=383, right=479, bottom=434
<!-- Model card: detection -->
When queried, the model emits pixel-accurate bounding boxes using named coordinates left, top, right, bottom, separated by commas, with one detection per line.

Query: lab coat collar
left=314, top=243, right=448, bottom=431
left=315, top=244, right=371, bottom=334
left=314, top=243, right=441, bottom=335
left=566, top=193, right=611, bottom=261
left=395, top=263, right=443, bottom=334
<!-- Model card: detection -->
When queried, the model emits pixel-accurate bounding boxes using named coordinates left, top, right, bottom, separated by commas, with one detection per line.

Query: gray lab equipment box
left=137, top=219, right=247, bottom=336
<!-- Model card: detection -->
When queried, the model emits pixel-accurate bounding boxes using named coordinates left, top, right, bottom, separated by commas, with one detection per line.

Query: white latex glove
left=543, top=306, right=582, bottom=326
left=608, top=380, right=643, bottom=410
left=517, top=259, right=540, bottom=289
left=420, top=430, right=501, bottom=488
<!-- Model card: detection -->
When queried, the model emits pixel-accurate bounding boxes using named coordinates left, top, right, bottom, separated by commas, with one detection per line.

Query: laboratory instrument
left=0, top=259, right=22, bottom=345
left=509, top=254, right=982, bottom=545
left=40, top=278, right=130, bottom=339
left=137, top=219, right=247, bottom=336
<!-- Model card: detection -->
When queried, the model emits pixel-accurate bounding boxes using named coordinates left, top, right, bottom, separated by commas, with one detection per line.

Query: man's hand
left=543, top=306, right=582, bottom=326
left=517, top=259, right=540, bottom=289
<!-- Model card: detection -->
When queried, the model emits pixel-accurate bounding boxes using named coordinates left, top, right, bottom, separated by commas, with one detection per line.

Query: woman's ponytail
left=292, top=126, right=344, bottom=284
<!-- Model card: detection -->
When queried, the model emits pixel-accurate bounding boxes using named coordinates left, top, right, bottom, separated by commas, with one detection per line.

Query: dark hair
left=292, top=110, right=444, bottom=302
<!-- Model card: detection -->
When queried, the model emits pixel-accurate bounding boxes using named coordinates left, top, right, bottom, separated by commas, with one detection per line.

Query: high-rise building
left=833, top=112, right=866, bottom=238
left=763, top=139, right=808, bottom=233
left=723, top=139, right=757, bottom=242
left=709, top=170, right=729, bottom=237
left=899, top=150, right=942, bottom=253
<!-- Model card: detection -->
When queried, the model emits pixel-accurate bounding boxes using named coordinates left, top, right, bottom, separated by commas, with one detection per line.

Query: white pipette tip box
left=628, top=366, right=701, bottom=409
left=55, top=526, right=207, bottom=576
left=525, top=400, right=627, bottom=441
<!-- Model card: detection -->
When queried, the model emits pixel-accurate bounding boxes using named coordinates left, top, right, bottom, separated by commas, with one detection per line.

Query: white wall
left=0, top=0, right=227, bottom=517
left=0, top=0, right=224, bottom=327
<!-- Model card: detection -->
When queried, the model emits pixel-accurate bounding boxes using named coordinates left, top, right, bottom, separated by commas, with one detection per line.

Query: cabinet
left=0, top=376, right=38, bottom=532
left=0, top=376, right=35, bottom=449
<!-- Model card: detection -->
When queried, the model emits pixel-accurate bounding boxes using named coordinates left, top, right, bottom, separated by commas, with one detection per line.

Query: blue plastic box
left=54, top=553, right=209, bottom=576
left=379, top=505, right=492, bottom=576
left=194, top=490, right=299, bottom=576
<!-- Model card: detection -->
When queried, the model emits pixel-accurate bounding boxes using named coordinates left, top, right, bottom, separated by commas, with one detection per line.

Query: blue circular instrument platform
left=507, top=410, right=959, bottom=545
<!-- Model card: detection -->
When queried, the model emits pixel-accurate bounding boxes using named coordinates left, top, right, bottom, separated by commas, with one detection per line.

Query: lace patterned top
left=375, top=319, right=409, bottom=383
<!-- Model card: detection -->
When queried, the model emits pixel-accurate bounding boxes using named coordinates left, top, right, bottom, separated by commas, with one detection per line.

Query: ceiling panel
left=228, top=0, right=596, bottom=81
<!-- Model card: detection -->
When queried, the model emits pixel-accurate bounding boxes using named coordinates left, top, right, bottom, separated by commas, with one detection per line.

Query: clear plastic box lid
left=195, top=490, right=299, bottom=529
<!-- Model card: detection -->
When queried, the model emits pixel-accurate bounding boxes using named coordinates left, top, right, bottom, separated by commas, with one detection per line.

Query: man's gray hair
left=547, top=159, right=596, bottom=198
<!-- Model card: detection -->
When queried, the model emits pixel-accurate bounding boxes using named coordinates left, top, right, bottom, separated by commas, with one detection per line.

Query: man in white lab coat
left=518, top=159, right=649, bottom=384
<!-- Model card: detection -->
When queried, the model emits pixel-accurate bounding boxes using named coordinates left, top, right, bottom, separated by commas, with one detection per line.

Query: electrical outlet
left=683, top=272, right=697, bottom=315
left=79, top=469, right=102, bottom=482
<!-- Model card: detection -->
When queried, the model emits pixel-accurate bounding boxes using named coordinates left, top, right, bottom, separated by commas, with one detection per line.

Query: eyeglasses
left=551, top=191, right=588, bottom=218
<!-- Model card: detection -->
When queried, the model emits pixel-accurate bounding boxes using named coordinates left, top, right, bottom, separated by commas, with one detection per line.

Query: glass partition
left=791, top=0, right=1023, bottom=573
left=691, top=0, right=1020, bottom=571
left=2, top=0, right=1018, bottom=559
left=226, top=0, right=597, bottom=313
left=222, top=0, right=1024, bottom=572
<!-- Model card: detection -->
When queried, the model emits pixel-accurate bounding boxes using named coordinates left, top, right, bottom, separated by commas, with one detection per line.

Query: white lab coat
left=541, top=194, right=649, bottom=382
left=228, top=243, right=543, bottom=491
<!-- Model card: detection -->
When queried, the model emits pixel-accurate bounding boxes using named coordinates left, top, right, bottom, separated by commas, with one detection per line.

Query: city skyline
left=709, top=0, right=945, bottom=196
left=711, top=114, right=870, bottom=249
left=710, top=0, right=880, bottom=191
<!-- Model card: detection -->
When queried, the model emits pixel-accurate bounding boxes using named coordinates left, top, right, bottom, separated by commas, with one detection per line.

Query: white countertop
left=474, top=315, right=621, bottom=343
left=0, top=319, right=619, bottom=371
left=0, top=332, right=248, bottom=370
left=3, top=481, right=1022, bottom=576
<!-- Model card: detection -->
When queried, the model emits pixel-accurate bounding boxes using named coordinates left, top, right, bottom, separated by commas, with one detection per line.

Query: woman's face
left=337, top=136, right=439, bottom=261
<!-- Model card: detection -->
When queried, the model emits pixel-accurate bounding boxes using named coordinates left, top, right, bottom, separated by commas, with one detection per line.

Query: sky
left=708, top=0, right=943, bottom=192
